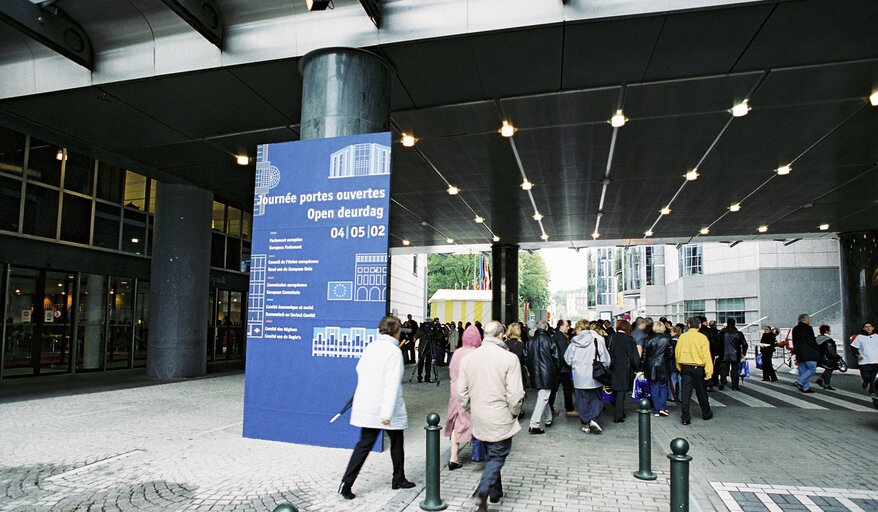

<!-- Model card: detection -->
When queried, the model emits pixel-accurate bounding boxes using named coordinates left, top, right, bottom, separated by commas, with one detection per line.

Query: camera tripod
left=408, top=335, right=440, bottom=386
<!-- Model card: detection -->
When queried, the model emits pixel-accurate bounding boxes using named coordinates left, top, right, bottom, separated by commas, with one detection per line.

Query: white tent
left=428, top=289, right=492, bottom=324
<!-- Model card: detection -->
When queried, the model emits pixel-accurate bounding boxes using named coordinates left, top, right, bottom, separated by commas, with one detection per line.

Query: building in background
left=585, top=240, right=840, bottom=344
left=388, top=253, right=428, bottom=323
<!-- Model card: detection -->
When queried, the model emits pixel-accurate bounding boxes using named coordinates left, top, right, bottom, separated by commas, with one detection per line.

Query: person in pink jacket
left=445, top=325, right=482, bottom=470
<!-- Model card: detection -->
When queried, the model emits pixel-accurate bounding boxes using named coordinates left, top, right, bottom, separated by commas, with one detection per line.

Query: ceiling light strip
left=508, top=136, right=546, bottom=238
left=787, top=104, right=867, bottom=167
left=591, top=88, right=626, bottom=239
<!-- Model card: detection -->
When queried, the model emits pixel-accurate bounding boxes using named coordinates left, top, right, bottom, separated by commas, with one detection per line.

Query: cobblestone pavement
left=1, top=363, right=876, bottom=512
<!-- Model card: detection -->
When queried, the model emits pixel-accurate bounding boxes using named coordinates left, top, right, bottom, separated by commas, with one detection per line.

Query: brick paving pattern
left=0, top=362, right=875, bottom=511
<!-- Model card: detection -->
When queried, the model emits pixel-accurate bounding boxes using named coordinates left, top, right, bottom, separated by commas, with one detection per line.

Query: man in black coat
left=548, top=320, right=576, bottom=417
left=792, top=313, right=819, bottom=393
left=717, top=318, right=747, bottom=391
left=700, top=316, right=721, bottom=391
left=523, top=320, right=560, bottom=434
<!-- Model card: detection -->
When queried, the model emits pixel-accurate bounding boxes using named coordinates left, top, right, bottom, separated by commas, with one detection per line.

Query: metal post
left=668, top=438, right=692, bottom=511
left=420, top=413, right=447, bottom=511
left=272, top=504, right=298, bottom=512
left=633, top=398, right=656, bottom=480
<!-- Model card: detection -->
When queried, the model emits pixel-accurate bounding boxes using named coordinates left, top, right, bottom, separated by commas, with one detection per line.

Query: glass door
left=3, top=268, right=38, bottom=376
left=41, top=272, right=75, bottom=374
left=106, top=277, right=133, bottom=369
left=133, top=280, right=149, bottom=367
left=78, top=273, right=106, bottom=371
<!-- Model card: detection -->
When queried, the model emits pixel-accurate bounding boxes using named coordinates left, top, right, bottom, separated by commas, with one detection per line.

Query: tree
left=519, top=251, right=550, bottom=311
left=427, top=253, right=478, bottom=299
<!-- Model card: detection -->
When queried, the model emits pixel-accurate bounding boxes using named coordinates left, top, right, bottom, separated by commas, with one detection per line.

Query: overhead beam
left=0, top=0, right=93, bottom=70
left=160, top=0, right=225, bottom=50
left=358, top=0, right=382, bottom=28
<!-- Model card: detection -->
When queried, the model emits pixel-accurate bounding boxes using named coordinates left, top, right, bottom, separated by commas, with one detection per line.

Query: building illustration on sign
left=312, top=326, right=378, bottom=357
left=254, top=144, right=281, bottom=216
left=354, top=253, right=387, bottom=302
left=247, top=254, right=267, bottom=337
left=329, top=143, right=391, bottom=178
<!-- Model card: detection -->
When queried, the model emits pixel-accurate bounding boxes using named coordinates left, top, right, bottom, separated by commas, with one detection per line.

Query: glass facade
left=717, top=297, right=746, bottom=325
left=0, top=127, right=249, bottom=378
left=624, top=247, right=642, bottom=291
left=645, top=247, right=655, bottom=286
left=593, top=247, right=617, bottom=306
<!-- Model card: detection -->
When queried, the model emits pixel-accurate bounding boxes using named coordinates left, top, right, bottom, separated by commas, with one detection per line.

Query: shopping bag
left=471, top=437, right=484, bottom=462
left=630, top=373, right=651, bottom=400
left=738, top=360, right=750, bottom=378
left=755, top=353, right=763, bottom=370
left=601, top=385, right=615, bottom=402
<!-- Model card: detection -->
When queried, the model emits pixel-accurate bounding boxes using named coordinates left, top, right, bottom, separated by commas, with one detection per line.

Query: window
left=148, top=180, right=157, bottom=214
left=413, top=255, right=418, bottom=276
left=26, top=139, right=62, bottom=186
left=227, top=206, right=242, bottom=237
left=241, top=212, right=252, bottom=241
left=624, top=247, right=642, bottom=290
left=211, top=233, right=225, bottom=268
left=0, top=176, right=21, bottom=232
left=96, top=162, right=123, bottom=203
left=595, top=247, right=616, bottom=306
left=123, top=171, right=147, bottom=210
left=22, top=184, right=59, bottom=238
left=684, top=299, right=705, bottom=319
left=93, top=202, right=120, bottom=250
left=211, top=201, right=226, bottom=231
left=60, top=193, right=91, bottom=244
left=645, top=247, right=655, bottom=286
left=717, top=298, right=746, bottom=325
left=63, top=152, right=94, bottom=195
left=121, top=210, right=146, bottom=254
left=226, top=237, right=241, bottom=271
left=0, top=127, right=25, bottom=175
left=679, top=245, right=703, bottom=276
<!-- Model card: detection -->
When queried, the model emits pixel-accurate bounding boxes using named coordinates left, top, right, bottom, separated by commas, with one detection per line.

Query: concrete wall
left=758, top=267, right=842, bottom=334
left=389, top=253, right=427, bottom=323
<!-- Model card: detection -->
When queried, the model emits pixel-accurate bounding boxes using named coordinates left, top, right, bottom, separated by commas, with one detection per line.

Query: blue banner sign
left=243, top=132, right=391, bottom=448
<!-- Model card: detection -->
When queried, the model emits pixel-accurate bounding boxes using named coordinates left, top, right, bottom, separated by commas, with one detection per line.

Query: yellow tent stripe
left=444, top=301, right=454, bottom=323
left=430, top=302, right=437, bottom=319
left=473, top=301, right=483, bottom=324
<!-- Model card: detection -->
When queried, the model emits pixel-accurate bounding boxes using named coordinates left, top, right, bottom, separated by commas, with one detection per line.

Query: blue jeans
left=670, top=371, right=681, bottom=400
left=574, top=388, right=603, bottom=424
left=649, top=380, right=669, bottom=413
left=796, top=361, right=817, bottom=390
left=476, top=438, right=512, bottom=500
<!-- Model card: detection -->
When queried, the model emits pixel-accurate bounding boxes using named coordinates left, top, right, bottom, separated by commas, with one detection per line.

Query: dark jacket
left=759, top=332, right=776, bottom=355
left=702, top=325, right=722, bottom=360
left=642, top=333, right=671, bottom=381
left=791, top=322, right=818, bottom=362
left=718, top=327, right=747, bottom=363
left=524, top=328, right=560, bottom=389
left=552, top=330, right=571, bottom=371
left=608, top=332, right=640, bottom=391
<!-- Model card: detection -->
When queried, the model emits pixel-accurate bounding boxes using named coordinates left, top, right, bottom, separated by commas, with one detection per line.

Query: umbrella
left=330, top=393, right=355, bottom=423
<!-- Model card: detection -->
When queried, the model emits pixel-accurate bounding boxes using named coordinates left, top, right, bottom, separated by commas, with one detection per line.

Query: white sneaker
left=581, top=426, right=590, bottom=433
left=589, top=420, right=602, bottom=433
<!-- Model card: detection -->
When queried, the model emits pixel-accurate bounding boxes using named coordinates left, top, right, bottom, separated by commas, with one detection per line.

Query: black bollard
left=420, top=413, right=447, bottom=511
left=633, top=398, right=657, bottom=480
left=272, top=504, right=298, bottom=512
left=668, top=438, right=692, bottom=511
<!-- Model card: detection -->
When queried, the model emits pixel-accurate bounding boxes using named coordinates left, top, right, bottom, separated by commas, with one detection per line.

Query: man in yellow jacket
left=675, top=317, right=714, bottom=425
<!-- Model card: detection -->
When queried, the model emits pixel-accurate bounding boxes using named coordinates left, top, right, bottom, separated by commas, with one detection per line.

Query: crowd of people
left=339, top=313, right=878, bottom=511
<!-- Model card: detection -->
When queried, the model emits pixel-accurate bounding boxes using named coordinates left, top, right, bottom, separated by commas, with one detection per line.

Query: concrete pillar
left=839, top=231, right=878, bottom=368
left=492, top=244, right=519, bottom=326
left=82, top=274, right=104, bottom=370
left=299, top=48, right=391, bottom=140
left=146, top=182, right=213, bottom=379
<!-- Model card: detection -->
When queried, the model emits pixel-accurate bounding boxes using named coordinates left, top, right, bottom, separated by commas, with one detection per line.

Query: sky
left=539, top=248, right=589, bottom=294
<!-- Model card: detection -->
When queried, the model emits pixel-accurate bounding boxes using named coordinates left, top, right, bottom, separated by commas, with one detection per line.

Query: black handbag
left=592, top=343, right=612, bottom=386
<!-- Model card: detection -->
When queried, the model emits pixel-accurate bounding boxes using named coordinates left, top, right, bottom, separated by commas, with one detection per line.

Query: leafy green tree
left=427, top=253, right=478, bottom=299
left=519, top=251, right=550, bottom=311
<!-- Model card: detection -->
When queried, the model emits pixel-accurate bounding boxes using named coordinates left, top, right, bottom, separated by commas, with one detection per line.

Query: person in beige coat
left=457, top=321, right=525, bottom=511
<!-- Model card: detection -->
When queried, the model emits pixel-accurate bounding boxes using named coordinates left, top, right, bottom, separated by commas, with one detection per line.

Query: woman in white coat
left=339, top=316, right=416, bottom=500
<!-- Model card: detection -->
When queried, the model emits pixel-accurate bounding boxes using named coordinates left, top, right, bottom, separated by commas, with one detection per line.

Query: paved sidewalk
left=1, top=363, right=876, bottom=511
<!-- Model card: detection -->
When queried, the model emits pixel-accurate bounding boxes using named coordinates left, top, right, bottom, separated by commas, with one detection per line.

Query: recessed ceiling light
left=447, top=185, right=459, bottom=195
left=492, top=235, right=500, bottom=242
left=591, top=231, right=600, bottom=239
left=644, top=230, right=653, bottom=237
left=55, top=149, right=64, bottom=161
left=305, top=0, right=331, bottom=10
left=236, top=155, right=249, bottom=165
left=731, top=99, right=751, bottom=117
left=729, top=203, right=741, bottom=212
left=540, top=233, right=549, bottom=241
left=776, top=165, right=791, bottom=176
left=401, top=133, right=416, bottom=147
left=131, top=238, right=139, bottom=243
left=521, top=179, right=533, bottom=191
left=610, top=109, right=627, bottom=128
left=474, top=216, right=484, bottom=223
left=870, top=90, right=878, bottom=106
left=819, top=224, right=829, bottom=231
left=532, top=212, right=543, bottom=221
left=660, top=207, right=671, bottom=215
left=685, top=169, right=699, bottom=181
left=446, top=238, right=454, bottom=244
left=758, top=225, right=768, bottom=233
left=499, top=120, right=516, bottom=137
left=402, top=239, right=410, bottom=246
left=700, top=227, right=709, bottom=235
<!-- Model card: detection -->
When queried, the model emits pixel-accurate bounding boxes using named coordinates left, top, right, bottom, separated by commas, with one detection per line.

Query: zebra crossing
left=687, top=367, right=874, bottom=412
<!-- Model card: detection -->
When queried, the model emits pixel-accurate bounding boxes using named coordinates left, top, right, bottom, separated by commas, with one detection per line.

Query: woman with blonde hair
left=642, top=320, right=672, bottom=416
